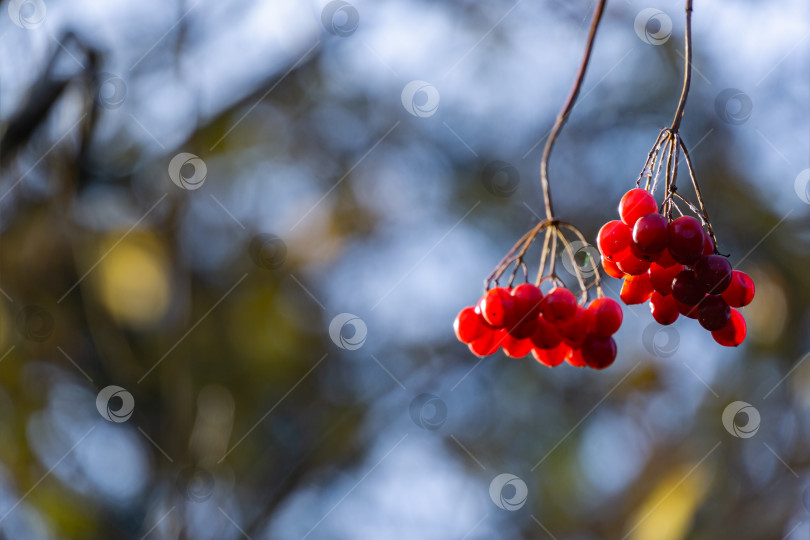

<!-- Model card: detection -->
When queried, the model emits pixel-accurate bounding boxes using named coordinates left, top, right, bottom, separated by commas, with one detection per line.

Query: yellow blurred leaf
left=626, top=460, right=712, bottom=540
left=93, top=232, right=170, bottom=328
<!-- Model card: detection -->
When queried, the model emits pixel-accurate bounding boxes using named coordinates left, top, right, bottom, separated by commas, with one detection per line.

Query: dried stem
left=539, top=0, right=607, bottom=220
left=536, top=227, right=553, bottom=285
left=670, top=0, right=693, bottom=132
left=485, top=0, right=609, bottom=302
left=639, top=128, right=668, bottom=189
left=678, top=137, right=721, bottom=251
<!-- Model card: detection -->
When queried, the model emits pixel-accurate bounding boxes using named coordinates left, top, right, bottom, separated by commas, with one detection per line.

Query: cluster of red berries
left=597, top=188, right=754, bottom=347
left=454, top=283, right=623, bottom=369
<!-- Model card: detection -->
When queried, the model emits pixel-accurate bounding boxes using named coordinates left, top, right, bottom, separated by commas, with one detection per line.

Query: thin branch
left=555, top=228, right=588, bottom=303
left=539, top=0, right=607, bottom=219
left=669, top=0, right=693, bottom=132
left=639, top=128, right=668, bottom=189
left=678, top=137, right=720, bottom=250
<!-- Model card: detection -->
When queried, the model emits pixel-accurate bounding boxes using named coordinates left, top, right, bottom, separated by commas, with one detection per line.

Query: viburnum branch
left=678, top=137, right=722, bottom=252
left=539, top=0, right=607, bottom=220
left=650, top=133, right=671, bottom=196
left=548, top=225, right=558, bottom=277
left=536, top=226, right=553, bottom=285
left=556, top=228, right=588, bottom=302
left=640, top=128, right=669, bottom=190
left=671, top=191, right=704, bottom=220
left=670, top=133, right=681, bottom=194
left=559, top=222, right=603, bottom=295
left=670, top=0, right=693, bottom=132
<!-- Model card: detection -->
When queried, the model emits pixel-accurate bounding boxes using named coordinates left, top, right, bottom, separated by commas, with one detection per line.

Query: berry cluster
left=597, top=188, right=754, bottom=346
left=454, top=283, right=623, bottom=369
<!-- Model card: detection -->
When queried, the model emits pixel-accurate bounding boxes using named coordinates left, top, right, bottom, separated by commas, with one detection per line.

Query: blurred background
left=0, top=0, right=808, bottom=538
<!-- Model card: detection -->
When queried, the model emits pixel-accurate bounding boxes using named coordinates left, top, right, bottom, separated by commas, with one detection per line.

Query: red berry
left=721, top=270, right=755, bottom=308
left=697, top=295, right=731, bottom=331
left=511, top=283, right=544, bottom=321
left=530, top=316, right=562, bottom=349
left=668, top=216, right=705, bottom=261
left=619, top=188, right=658, bottom=227
left=479, top=287, right=514, bottom=328
left=694, top=255, right=733, bottom=294
left=507, top=317, right=537, bottom=340
left=633, top=213, right=669, bottom=253
left=597, top=220, right=632, bottom=258
left=702, top=233, right=715, bottom=256
left=587, top=298, right=623, bottom=337
left=541, top=287, right=578, bottom=324
left=531, top=343, right=568, bottom=367
left=629, top=242, right=662, bottom=263
left=502, top=334, right=534, bottom=358
left=601, top=255, right=625, bottom=279
left=558, top=306, right=592, bottom=348
left=650, top=291, right=679, bottom=325
left=671, top=250, right=701, bottom=267
left=581, top=334, right=617, bottom=370
left=673, top=298, right=699, bottom=319
left=616, top=252, right=651, bottom=276
left=565, top=347, right=587, bottom=367
left=468, top=327, right=503, bottom=357
left=454, top=306, right=487, bottom=344
left=711, top=309, right=746, bottom=347
left=649, top=262, right=684, bottom=296
left=671, top=270, right=705, bottom=305
left=656, top=249, right=679, bottom=268
left=620, top=273, right=654, bottom=305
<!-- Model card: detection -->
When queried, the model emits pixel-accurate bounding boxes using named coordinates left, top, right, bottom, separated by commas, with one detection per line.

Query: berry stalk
left=669, top=0, right=693, bottom=132
left=539, top=0, right=607, bottom=221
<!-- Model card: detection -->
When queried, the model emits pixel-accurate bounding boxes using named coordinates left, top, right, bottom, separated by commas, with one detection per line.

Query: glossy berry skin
left=508, top=317, right=537, bottom=340
left=671, top=270, right=705, bottom=305
left=633, top=213, right=669, bottom=253
left=502, top=334, right=533, bottom=358
left=558, top=307, right=592, bottom=348
left=697, top=295, right=731, bottom=331
left=530, top=316, right=562, bottom=349
left=694, top=255, right=733, bottom=294
left=721, top=270, right=755, bottom=308
left=565, top=347, right=587, bottom=368
left=601, top=256, right=625, bottom=279
left=619, top=188, right=658, bottom=227
left=702, top=234, right=715, bottom=256
left=620, top=273, right=654, bottom=305
left=581, top=335, right=617, bottom=370
left=511, top=283, right=544, bottom=321
left=541, top=287, right=578, bottom=324
left=629, top=242, right=661, bottom=263
left=668, top=216, right=705, bottom=261
left=532, top=343, right=567, bottom=367
left=479, top=287, right=514, bottom=328
left=650, top=292, right=679, bottom=325
left=468, top=328, right=503, bottom=357
left=649, top=262, right=684, bottom=296
left=454, top=306, right=487, bottom=344
left=616, top=252, right=651, bottom=276
left=711, top=308, right=746, bottom=347
left=656, top=249, right=679, bottom=268
left=673, top=298, right=699, bottom=319
left=587, top=298, right=623, bottom=337
left=671, top=249, right=701, bottom=267
left=597, top=220, right=632, bottom=258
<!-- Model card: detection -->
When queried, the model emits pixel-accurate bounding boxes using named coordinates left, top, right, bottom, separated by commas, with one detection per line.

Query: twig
left=539, top=0, right=607, bottom=219
left=670, top=0, right=693, bottom=132
left=678, top=137, right=721, bottom=250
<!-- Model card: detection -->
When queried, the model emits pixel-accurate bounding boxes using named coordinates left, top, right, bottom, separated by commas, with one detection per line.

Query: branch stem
left=669, top=0, right=693, bottom=132
left=539, top=0, right=607, bottom=219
